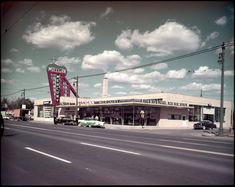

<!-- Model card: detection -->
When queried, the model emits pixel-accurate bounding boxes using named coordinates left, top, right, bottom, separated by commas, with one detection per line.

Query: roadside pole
left=74, top=76, right=79, bottom=125
left=218, top=42, right=225, bottom=136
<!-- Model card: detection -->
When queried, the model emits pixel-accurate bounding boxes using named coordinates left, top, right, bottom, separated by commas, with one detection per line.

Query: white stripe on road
left=159, top=145, right=234, bottom=157
left=183, top=138, right=234, bottom=145
left=25, top=147, right=72, bottom=164
left=10, top=124, right=233, bottom=157
left=159, top=139, right=208, bottom=146
left=80, top=142, right=141, bottom=155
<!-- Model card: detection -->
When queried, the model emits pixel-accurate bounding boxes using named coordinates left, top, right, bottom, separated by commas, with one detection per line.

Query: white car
left=78, top=117, right=105, bottom=128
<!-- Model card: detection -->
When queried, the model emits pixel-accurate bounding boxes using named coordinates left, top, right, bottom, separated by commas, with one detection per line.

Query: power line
left=2, top=42, right=234, bottom=97
left=1, top=90, right=22, bottom=97
left=1, top=1, right=38, bottom=36
left=72, top=42, right=234, bottom=79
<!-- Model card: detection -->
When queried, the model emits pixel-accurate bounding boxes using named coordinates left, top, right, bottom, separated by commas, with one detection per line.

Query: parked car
left=1, top=114, right=4, bottom=137
left=194, top=120, right=217, bottom=130
left=78, top=117, right=105, bottom=128
left=55, top=116, right=77, bottom=126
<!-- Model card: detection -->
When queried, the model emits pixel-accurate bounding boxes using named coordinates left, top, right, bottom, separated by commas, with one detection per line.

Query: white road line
left=80, top=142, right=141, bottom=155
left=159, top=139, right=208, bottom=146
left=11, top=124, right=233, bottom=157
left=4, top=127, right=10, bottom=130
left=25, top=147, right=72, bottom=164
left=159, top=145, right=234, bottom=157
left=183, top=138, right=234, bottom=144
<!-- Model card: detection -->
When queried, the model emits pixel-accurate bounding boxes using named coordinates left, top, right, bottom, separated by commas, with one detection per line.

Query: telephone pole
left=22, top=89, right=25, bottom=100
left=218, top=42, right=225, bottom=136
left=73, top=76, right=79, bottom=125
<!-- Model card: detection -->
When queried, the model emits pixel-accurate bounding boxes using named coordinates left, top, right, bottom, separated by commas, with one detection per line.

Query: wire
left=1, top=1, right=38, bottom=36
left=71, top=42, right=234, bottom=79
left=1, top=42, right=234, bottom=97
left=1, top=90, right=22, bottom=97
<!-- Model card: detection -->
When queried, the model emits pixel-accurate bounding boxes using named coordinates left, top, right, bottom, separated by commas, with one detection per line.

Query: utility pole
left=22, top=89, right=25, bottom=100
left=200, top=89, right=203, bottom=97
left=73, top=76, right=79, bottom=125
left=218, top=42, right=225, bottom=136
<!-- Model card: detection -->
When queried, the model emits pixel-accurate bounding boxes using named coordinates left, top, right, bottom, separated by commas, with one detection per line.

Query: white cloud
left=2, top=58, right=14, bottom=65
left=225, top=70, right=234, bottom=76
left=115, top=21, right=201, bottom=56
left=10, top=48, right=19, bottom=53
left=206, top=32, right=219, bottom=41
left=143, top=71, right=165, bottom=81
left=16, top=68, right=25, bottom=73
left=82, top=50, right=141, bottom=71
left=100, top=7, right=113, bottom=18
left=1, top=68, right=13, bottom=73
left=131, top=84, right=151, bottom=90
left=94, top=83, right=101, bottom=88
left=105, top=72, right=145, bottom=84
left=1, top=79, right=14, bottom=84
left=111, top=85, right=124, bottom=89
left=132, top=68, right=145, bottom=74
left=27, top=66, right=41, bottom=73
left=151, top=63, right=168, bottom=70
left=192, top=66, right=234, bottom=79
left=115, top=91, right=127, bottom=95
left=166, top=68, right=187, bottom=79
left=23, top=15, right=96, bottom=51
left=105, top=68, right=188, bottom=86
left=115, top=30, right=133, bottom=50
left=229, top=38, right=234, bottom=55
left=18, top=58, right=33, bottom=66
left=55, top=56, right=81, bottom=72
left=215, top=16, right=227, bottom=25
left=181, top=82, right=221, bottom=91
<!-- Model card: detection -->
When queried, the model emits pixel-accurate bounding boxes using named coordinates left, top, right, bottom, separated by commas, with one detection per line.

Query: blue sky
left=1, top=1, right=234, bottom=106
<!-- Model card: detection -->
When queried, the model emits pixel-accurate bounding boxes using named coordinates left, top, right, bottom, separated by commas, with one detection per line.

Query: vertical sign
left=47, top=63, right=78, bottom=106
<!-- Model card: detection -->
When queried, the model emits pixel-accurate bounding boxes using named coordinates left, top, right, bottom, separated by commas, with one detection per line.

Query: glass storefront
left=78, top=105, right=160, bottom=126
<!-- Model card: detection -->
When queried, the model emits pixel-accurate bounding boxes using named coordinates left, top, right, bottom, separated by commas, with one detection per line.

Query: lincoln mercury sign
left=47, top=63, right=78, bottom=106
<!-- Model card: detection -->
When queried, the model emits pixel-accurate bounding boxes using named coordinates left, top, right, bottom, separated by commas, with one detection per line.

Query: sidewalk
left=30, top=120, right=234, bottom=139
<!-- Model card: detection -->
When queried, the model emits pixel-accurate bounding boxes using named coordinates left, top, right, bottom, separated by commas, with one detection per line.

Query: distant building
left=33, top=92, right=232, bottom=129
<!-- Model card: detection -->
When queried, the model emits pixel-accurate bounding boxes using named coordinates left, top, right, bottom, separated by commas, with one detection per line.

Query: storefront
left=33, top=92, right=232, bottom=129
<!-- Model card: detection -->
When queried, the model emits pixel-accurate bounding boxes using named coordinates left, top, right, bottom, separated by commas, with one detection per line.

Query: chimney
left=102, top=78, right=108, bottom=97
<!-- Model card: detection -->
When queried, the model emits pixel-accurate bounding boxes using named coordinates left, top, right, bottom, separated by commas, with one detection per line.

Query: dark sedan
left=194, top=120, right=217, bottom=130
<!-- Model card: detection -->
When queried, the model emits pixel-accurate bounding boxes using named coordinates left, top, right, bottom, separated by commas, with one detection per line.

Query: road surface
left=1, top=120, right=234, bottom=185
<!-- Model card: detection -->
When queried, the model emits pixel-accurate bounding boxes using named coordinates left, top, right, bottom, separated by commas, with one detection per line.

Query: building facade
left=33, top=92, right=233, bottom=129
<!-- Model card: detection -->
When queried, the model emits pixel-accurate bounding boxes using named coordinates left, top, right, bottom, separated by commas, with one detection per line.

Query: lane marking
left=9, top=124, right=233, bottom=157
left=159, top=139, right=208, bottom=146
left=80, top=142, right=141, bottom=155
left=159, top=145, right=234, bottom=157
left=183, top=138, right=234, bottom=145
left=4, top=127, right=10, bottom=130
left=25, top=147, right=72, bottom=164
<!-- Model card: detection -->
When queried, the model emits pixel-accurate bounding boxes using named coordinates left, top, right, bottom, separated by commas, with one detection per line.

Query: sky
left=1, top=1, right=234, bottom=107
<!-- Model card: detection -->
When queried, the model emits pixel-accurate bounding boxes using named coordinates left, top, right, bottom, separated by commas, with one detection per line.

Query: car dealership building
left=33, top=92, right=233, bottom=129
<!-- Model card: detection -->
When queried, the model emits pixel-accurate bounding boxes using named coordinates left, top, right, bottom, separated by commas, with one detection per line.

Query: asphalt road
left=1, top=120, right=234, bottom=185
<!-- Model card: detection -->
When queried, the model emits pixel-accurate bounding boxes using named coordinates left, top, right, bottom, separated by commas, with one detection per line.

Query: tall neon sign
left=47, top=63, right=78, bottom=106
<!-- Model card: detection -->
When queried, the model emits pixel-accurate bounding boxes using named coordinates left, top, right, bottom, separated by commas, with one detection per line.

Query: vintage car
left=194, top=120, right=217, bottom=130
left=55, top=115, right=77, bottom=126
left=78, top=117, right=105, bottom=128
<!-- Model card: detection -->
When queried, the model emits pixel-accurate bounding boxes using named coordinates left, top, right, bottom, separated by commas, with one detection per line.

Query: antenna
left=49, top=57, right=57, bottom=64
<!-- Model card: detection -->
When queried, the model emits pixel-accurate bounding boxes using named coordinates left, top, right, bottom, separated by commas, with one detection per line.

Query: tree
left=0, top=97, right=34, bottom=110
